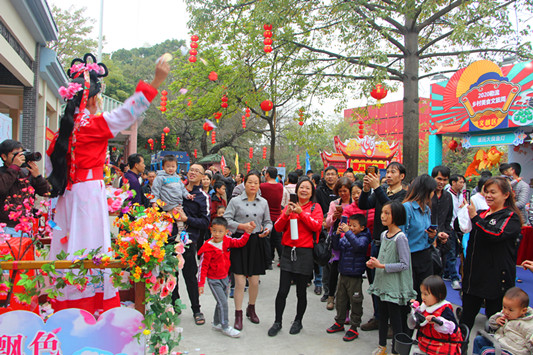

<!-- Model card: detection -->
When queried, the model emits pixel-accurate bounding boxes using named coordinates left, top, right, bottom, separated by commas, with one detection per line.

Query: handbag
left=310, top=204, right=332, bottom=266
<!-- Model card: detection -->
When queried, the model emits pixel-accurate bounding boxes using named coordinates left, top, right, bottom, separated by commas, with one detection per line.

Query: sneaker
left=314, top=286, right=322, bottom=295
left=442, top=276, right=451, bottom=281
left=320, top=294, right=328, bottom=302
left=268, top=322, right=282, bottom=337
left=326, top=322, right=344, bottom=333
left=212, top=323, right=223, bottom=332
left=343, top=327, right=359, bottom=341
left=361, top=317, right=379, bottom=331
left=222, top=326, right=241, bottom=338
left=289, top=320, right=303, bottom=335
left=451, top=280, right=461, bottom=290
left=371, top=346, right=387, bottom=355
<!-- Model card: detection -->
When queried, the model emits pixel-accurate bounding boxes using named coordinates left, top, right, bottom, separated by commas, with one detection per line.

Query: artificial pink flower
left=159, top=345, right=169, bottom=355
left=165, top=275, right=177, bottom=292
left=174, top=243, right=185, bottom=255
left=149, top=281, right=162, bottom=295
left=70, top=63, right=85, bottom=73
left=160, top=285, right=170, bottom=298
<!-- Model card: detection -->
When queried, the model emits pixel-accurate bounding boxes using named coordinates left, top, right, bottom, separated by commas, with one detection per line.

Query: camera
left=15, top=151, right=42, bottom=168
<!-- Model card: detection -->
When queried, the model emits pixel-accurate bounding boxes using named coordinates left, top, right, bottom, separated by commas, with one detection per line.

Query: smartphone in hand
left=340, top=215, right=348, bottom=224
left=289, top=193, right=298, bottom=204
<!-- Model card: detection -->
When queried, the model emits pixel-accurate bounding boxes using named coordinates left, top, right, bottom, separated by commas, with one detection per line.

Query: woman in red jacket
left=268, top=177, right=324, bottom=337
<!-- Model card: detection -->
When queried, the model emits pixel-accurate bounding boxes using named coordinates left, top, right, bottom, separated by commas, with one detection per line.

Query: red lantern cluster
left=203, top=122, right=214, bottom=136
left=263, top=24, right=273, bottom=53
left=161, top=133, right=166, bottom=150
left=262, top=146, right=267, bottom=160
left=148, top=138, right=154, bottom=151
left=211, top=130, right=216, bottom=144
left=189, top=35, right=199, bottom=63
left=160, top=90, right=168, bottom=112
left=448, top=139, right=458, bottom=152
left=358, top=117, right=364, bottom=139
left=296, top=154, right=301, bottom=169
left=249, top=147, right=253, bottom=159
left=245, top=107, right=251, bottom=118
left=221, top=95, right=228, bottom=109
left=241, top=115, right=246, bottom=129
left=297, top=108, right=304, bottom=126
left=245, top=162, right=251, bottom=173
left=194, top=149, right=197, bottom=159
left=175, top=136, right=180, bottom=147
left=370, top=84, right=388, bottom=107
left=213, top=112, right=222, bottom=123
left=260, top=100, right=273, bottom=116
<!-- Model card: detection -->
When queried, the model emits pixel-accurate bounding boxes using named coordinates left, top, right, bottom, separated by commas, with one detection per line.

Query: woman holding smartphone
left=269, top=177, right=324, bottom=336
left=402, top=174, right=438, bottom=300
left=323, top=177, right=353, bottom=309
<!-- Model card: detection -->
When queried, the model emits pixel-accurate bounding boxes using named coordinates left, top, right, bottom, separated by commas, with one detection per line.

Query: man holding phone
left=358, top=162, right=407, bottom=331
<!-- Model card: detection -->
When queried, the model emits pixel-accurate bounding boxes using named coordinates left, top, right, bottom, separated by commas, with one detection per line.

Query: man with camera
left=0, top=139, right=50, bottom=236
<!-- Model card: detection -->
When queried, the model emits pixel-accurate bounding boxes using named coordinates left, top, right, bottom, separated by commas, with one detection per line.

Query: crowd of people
left=0, top=53, right=532, bottom=354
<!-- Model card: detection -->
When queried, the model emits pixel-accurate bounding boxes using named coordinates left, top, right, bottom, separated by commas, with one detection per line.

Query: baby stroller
left=394, top=308, right=470, bottom=355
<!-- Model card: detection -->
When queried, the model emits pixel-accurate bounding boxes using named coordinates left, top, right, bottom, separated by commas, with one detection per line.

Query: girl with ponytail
left=46, top=53, right=169, bottom=314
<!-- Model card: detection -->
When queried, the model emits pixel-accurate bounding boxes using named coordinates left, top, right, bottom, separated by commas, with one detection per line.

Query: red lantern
left=161, top=96, right=167, bottom=101
left=221, top=96, right=228, bottom=102
left=160, top=107, right=167, bottom=112
left=249, top=147, right=253, bottom=159
left=176, top=137, right=180, bottom=146
left=262, top=146, right=267, bottom=160
left=264, top=24, right=272, bottom=30
left=448, top=139, right=458, bottom=151
left=194, top=149, right=197, bottom=159
left=208, top=71, right=218, bottom=81
left=213, top=112, right=223, bottom=123
left=203, top=122, right=214, bottom=135
left=211, top=130, right=216, bottom=144
left=163, top=127, right=170, bottom=135
left=241, top=116, right=246, bottom=129
left=260, top=100, right=273, bottom=116
left=370, top=84, right=388, bottom=107
left=264, top=46, right=273, bottom=53
left=189, top=49, right=197, bottom=56
left=191, top=35, right=199, bottom=42
left=161, top=90, right=168, bottom=96
left=264, top=38, right=273, bottom=46
left=190, top=42, right=198, bottom=49
left=264, top=30, right=273, bottom=38
left=221, top=102, right=228, bottom=109
left=189, top=56, right=197, bottom=63
left=147, top=138, right=154, bottom=144
left=298, top=121, right=304, bottom=126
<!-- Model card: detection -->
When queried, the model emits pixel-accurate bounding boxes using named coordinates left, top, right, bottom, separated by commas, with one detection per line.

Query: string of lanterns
left=189, top=35, right=199, bottom=63
left=263, top=24, right=273, bottom=53
left=160, top=90, right=168, bottom=112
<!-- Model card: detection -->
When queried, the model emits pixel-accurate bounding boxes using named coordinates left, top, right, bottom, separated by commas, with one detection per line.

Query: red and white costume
left=46, top=81, right=158, bottom=314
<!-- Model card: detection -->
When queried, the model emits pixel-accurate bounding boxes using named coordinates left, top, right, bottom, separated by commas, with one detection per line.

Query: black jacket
left=180, top=184, right=210, bottom=243
left=359, top=186, right=407, bottom=241
left=315, top=182, right=337, bottom=217
left=0, top=165, right=50, bottom=227
left=463, top=208, right=521, bottom=299
left=431, top=190, right=454, bottom=249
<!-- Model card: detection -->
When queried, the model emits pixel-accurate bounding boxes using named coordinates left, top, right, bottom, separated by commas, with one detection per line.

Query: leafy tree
left=48, top=5, right=98, bottom=69
left=186, top=0, right=532, bottom=178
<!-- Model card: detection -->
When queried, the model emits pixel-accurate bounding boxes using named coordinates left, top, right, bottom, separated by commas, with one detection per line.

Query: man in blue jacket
left=171, top=163, right=210, bottom=325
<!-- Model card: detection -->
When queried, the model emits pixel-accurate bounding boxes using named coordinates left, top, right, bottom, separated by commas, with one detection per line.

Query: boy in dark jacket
left=198, top=217, right=250, bottom=338
left=326, top=214, right=371, bottom=341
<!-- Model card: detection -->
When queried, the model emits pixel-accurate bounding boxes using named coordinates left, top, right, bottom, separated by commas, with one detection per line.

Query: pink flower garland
left=58, top=82, right=83, bottom=100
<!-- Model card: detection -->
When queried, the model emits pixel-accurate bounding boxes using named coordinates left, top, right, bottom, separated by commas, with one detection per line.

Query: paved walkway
left=175, top=265, right=484, bottom=355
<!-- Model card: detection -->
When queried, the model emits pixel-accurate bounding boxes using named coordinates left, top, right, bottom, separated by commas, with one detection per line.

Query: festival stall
left=428, top=59, right=533, bottom=263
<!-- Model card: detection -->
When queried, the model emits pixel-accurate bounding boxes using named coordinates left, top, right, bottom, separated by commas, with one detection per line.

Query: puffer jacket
left=489, top=307, right=533, bottom=355
left=332, top=227, right=371, bottom=277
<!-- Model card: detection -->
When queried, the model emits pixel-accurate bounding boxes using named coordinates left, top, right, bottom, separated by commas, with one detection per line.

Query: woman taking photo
left=460, top=177, right=522, bottom=330
left=224, top=171, right=272, bottom=330
left=268, top=177, right=324, bottom=336
left=402, top=174, right=438, bottom=299
left=323, top=177, right=353, bottom=309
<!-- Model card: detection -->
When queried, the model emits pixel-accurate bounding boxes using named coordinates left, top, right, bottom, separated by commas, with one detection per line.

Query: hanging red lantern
left=262, top=146, right=267, bottom=160
left=176, top=137, right=180, bottom=146
left=189, top=56, right=197, bottom=63
left=147, top=138, right=154, bottom=144
left=249, top=147, right=253, bottom=159
left=208, top=71, right=218, bottom=81
left=221, top=102, right=228, bottom=109
left=163, top=127, right=170, bottom=135
left=160, top=90, right=168, bottom=113
left=264, top=38, right=273, bottom=46
left=298, top=121, right=304, bottom=126
left=264, top=24, right=272, bottom=30
left=448, top=139, right=458, bottom=151
left=370, top=84, right=388, bottom=107
left=194, top=149, right=197, bottom=159
left=264, top=46, right=273, bottom=53
left=213, top=112, right=223, bottom=123
left=282, top=163, right=285, bottom=167
left=191, top=35, right=199, bottom=42
left=241, top=116, right=246, bottom=129
left=203, top=121, right=214, bottom=135
left=190, top=42, right=198, bottom=49
left=221, top=95, right=228, bottom=109
left=264, top=30, right=273, bottom=38
left=260, top=100, right=273, bottom=116
left=211, top=130, right=216, bottom=144
left=161, top=90, right=168, bottom=96
left=189, top=49, right=197, bottom=56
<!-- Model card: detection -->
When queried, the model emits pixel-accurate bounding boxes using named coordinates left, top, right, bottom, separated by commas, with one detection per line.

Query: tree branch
left=420, top=48, right=522, bottom=59
left=417, top=0, right=466, bottom=31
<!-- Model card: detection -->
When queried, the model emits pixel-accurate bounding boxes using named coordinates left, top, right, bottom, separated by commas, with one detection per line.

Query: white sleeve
left=103, top=91, right=151, bottom=137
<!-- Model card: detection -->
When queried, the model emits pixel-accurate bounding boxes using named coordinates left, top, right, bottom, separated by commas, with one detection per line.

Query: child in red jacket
left=198, top=217, right=250, bottom=338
